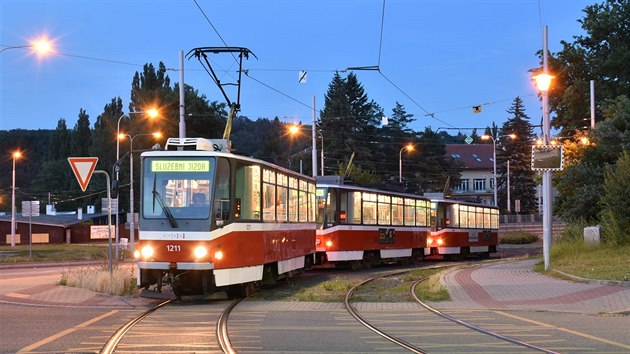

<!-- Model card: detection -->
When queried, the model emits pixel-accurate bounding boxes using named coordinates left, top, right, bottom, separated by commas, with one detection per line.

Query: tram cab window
left=213, top=158, right=230, bottom=225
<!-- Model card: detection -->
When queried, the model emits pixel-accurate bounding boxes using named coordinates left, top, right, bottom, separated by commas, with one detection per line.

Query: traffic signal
left=111, top=179, right=120, bottom=199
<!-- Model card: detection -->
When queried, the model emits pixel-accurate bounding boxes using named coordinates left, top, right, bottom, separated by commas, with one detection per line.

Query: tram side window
left=448, top=203, right=460, bottom=228
left=459, top=205, right=469, bottom=228
left=475, top=207, right=484, bottom=228
left=404, top=198, right=415, bottom=226
left=416, top=200, right=429, bottom=226
left=235, top=164, right=261, bottom=220
left=288, top=177, right=298, bottom=222
left=346, top=191, right=361, bottom=224
left=277, top=174, right=288, bottom=222
left=467, top=206, right=476, bottom=228
left=262, top=169, right=276, bottom=221
left=491, top=209, right=499, bottom=229
left=363, top=193, right=377, bottom=225
left=308, top=183, right=316, bottom=222
left=392, top=197, right=404, bottom=225
left=377, top=194, right=391, bottom=225
left=213, top=158, right=231, bottom=223
left=483, top=207, right=491, bottom=229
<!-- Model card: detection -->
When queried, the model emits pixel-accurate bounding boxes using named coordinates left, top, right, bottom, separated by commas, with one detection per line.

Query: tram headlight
left=436, top=238, right=444, bottom=246
left=214, top=250, right=223, bottom=260
left=325, top=240, right=333, bottom=248
left=141, top=245, right=154, bottom=258
left=194, top=246, right=208, bottom=259
left=133, top=250, right=140, bottom=259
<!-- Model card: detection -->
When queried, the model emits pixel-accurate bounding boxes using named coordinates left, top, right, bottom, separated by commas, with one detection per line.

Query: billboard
left=531, top=145, right=564, bottom=171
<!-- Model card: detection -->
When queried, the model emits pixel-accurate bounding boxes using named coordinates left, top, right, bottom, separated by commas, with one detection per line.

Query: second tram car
left=134, top=138, right=317, bottom=297
left=315, top=178, right=431, bottom=268
left=428, top=199, right=500, bottom=259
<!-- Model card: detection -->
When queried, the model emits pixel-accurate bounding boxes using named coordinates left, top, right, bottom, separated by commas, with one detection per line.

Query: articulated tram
left=134, top=138, right=317, bottom=297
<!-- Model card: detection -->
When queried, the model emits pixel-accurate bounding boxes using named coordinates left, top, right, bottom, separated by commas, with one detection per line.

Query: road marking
left=17, top=310, right=119, bottom=353
left=495, top=310, right=630, bottom=350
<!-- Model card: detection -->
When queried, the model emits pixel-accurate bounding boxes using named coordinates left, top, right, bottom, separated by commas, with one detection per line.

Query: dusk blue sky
left=1, top=0, right=592, bottom=137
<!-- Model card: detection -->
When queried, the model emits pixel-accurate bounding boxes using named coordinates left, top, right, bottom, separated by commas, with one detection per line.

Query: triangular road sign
left=68, top=157, right=99, bottom=192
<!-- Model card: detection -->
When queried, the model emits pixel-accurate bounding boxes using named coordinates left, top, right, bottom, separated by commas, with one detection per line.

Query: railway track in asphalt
left=100, top=296, right=242, bottom=354
left=343, top=265, right=560, bottom=354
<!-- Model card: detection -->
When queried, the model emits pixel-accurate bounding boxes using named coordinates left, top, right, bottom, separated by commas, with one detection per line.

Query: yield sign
left=68, top=157, right=99, bottom=192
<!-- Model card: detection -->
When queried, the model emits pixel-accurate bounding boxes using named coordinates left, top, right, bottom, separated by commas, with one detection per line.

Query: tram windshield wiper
left=152, top=187, right=178, bottom=228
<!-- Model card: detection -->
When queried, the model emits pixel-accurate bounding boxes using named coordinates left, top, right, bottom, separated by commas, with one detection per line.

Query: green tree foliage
left=319, top=72, right=383, bottom=175
left=545, top=0, right=630, bottom=136
left=554, top=95, right=630, bottom=220
left=374, top=102, right=416, bottom=183
left=599, top=150, right=630, bottom=245
left=497, top=97, right=537, bottom=214
left=71, top=109, right=92, bottom=157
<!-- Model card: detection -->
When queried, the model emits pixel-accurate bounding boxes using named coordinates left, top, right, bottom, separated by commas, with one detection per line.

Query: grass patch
left=0, top=244, right=131, bottom=263
left=536, top=240, right=630, bottom=281
left=500, top=231, right=539, bottom=244
left=59, top=263, right=138, bottom=296
left=410, top=269, right=451, bottom=302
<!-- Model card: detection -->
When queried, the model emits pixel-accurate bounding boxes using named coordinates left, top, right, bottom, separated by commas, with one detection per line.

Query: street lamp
left=10, top=151, right=22, bottom=247
left=116, top=109, right=158, bottom=258
left=399, top=144, right=414, bottom=184
left=534, top=25, right=554, bottom=271
left=480, top=134, right=516, bottom=207
left=0, top=36, right=54, bottom=56
left=120, top=132, right=162, bottom=252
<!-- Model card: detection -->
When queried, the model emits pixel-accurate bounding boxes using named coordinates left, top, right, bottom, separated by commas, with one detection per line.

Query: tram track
left=343, top=264, right=561, bottom=354
left=100, top=296, right=243, bottom=354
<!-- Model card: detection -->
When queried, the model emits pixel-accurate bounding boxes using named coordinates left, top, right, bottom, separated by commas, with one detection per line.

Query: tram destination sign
left=531, top=145, right=564, bottom=171
left=152, top=160, right=210, bottom=172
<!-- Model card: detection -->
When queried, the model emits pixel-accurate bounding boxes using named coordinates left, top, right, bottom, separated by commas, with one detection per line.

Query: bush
left=59, top=262, right=138, bottom=296
left=557, top=218, right=590, bottom=243
left=499, top=231, right=539, bottom=244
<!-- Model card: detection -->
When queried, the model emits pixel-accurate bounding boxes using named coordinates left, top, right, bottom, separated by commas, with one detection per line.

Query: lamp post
left=10, top=151, right=22, bottom=247
left=1, top=37, right=54, bottom=56
left=480, top=134, right=516, bottom=207
left=116, top=109, right=158, bottom=258
left=534, top=25, right=554, bottom=271
left=399, top=144, right=414, bottom=184
left=120, top=132, right=162, bottom=252
left=317, top=130, right=324, bottom=176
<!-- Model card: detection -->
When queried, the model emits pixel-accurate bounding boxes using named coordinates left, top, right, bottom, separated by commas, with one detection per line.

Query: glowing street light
left=115, top=109, right=159, bottom=258
left=10, top=151, right=22, bottom=247
left=480, top=133, right=516, bottom=207
left=120, top=132, right=162, bottom=252
left=1, top=36, right=55, bottom=56
left=399, top=144, right=414, bottom=184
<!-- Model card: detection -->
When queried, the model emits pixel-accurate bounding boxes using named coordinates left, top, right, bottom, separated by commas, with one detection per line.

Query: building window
left=455, top=179, right=470, bottom=192
left=473, top=178, right=486, bottom=192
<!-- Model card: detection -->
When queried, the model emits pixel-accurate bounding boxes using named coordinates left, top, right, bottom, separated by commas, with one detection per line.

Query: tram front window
left=142, top=157, right=214, bottom=220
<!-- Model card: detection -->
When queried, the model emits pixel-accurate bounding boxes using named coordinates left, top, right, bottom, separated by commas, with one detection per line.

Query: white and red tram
left=134, top=138, right=317, bottom=297
left=315, top=178, right=431, bottom=267
left=428, top=199, right=500, bottom=259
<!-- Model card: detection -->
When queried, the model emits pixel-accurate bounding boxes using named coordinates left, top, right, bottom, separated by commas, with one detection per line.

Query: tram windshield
left=142, top=157, right=215, bottom=220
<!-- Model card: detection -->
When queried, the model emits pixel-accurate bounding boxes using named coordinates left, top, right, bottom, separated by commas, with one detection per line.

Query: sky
left=1, top=0, right=594, bottom=138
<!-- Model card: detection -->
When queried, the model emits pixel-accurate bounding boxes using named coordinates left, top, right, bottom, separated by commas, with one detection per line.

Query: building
left=446, top=144, right=495, bottom=205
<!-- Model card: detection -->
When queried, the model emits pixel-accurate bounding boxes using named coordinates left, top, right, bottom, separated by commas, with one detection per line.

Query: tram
left=315, top=177, right=431, bottom=268
left=134, top=138, right=317, bottom=297
left=428, top=199, right=500, bottom=259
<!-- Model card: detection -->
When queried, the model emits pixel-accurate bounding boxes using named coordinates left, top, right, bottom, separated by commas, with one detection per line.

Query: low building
left=445, top=144, right=494, bottom=205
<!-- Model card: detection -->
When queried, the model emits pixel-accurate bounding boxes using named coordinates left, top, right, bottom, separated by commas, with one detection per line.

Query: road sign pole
left=93, top=170, right=113, bottom=279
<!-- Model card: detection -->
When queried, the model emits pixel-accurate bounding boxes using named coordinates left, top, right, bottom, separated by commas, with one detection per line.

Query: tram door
left=213, top=158, right=231, bottom=229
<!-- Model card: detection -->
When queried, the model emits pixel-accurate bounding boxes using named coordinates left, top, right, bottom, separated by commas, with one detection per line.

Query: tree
left=497, top=97, right=537, bottom=214
left=319, top=72, right=383, bottom=178
left=411, top=128, right=462, bottom=194
left=599, top=150, right=630, bottom=245
left=71, top=109, right=92, bottom=157
left=543, top=0, right=630, bottom=136
left=375, top=102, right=416, bottom=183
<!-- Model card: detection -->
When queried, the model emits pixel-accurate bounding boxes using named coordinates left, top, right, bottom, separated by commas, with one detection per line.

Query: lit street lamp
left=534, top=25, right=554, bottom=271
left=480, top=133, right=516, bottom=207
left=120, top=132, right=162, bottom=252
left=0, top=36, right=54, bottom=56
left=399, top=144, right=414, bottom=184
left=116, top=109, right=158, bottom=258
left=10, top=151, right=22, bottom=247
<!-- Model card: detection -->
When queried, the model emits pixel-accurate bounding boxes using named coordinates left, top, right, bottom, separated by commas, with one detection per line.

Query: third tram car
left=428, top=199, right=500, bottom=259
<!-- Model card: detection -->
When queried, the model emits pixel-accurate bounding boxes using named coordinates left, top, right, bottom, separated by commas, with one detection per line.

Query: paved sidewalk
left=432, top=258, right=630, bottom=315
